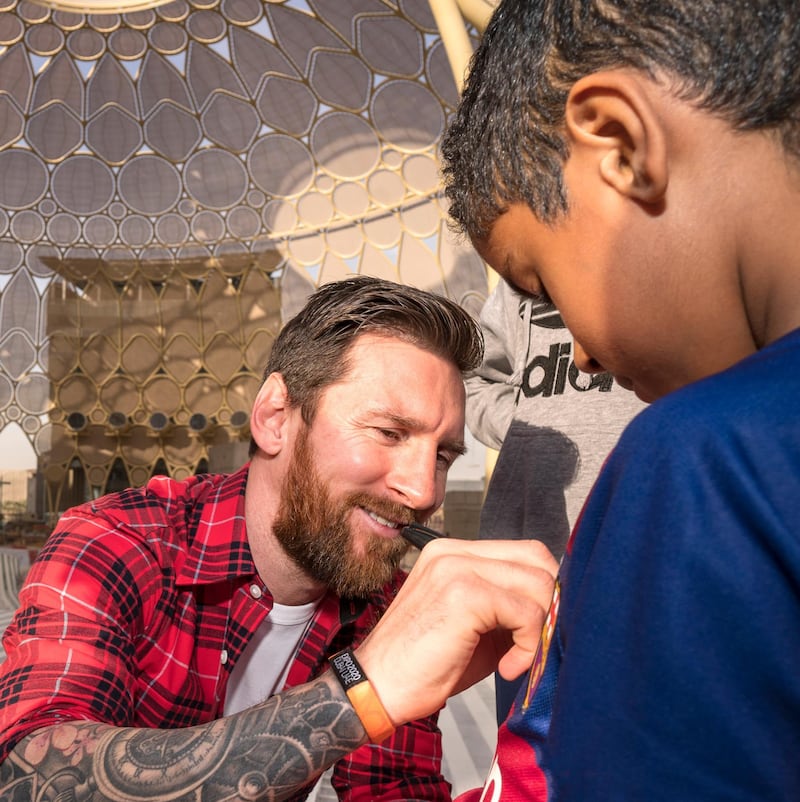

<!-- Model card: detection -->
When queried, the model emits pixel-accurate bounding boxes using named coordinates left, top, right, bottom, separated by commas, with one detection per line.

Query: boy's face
left=474, top=199, right=730, bottom=404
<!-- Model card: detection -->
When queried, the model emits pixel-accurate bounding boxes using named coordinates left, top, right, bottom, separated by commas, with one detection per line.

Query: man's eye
left=437, top=452, right=455, bottom=469
left=378, top=428, right=401, bottom=441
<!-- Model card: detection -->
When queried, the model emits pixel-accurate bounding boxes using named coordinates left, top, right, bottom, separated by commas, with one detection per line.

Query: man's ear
left=565, top=71, right=668, bottom=205
left=249, top=373, right=291, bottom=456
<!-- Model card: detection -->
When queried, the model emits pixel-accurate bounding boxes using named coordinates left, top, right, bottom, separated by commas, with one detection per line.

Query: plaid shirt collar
left=175, top=463, right=257, bottom=588
left=173, top=464, right=372, bottom=625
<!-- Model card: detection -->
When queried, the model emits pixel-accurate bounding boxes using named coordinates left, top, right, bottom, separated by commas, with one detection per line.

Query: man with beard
left=0, top=276, right=558, bottom=802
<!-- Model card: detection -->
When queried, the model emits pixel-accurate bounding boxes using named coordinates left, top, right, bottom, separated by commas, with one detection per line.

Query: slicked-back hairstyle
left=442, top=0, right=800, bottom=240
left=249, top=276, right=483, bottom=455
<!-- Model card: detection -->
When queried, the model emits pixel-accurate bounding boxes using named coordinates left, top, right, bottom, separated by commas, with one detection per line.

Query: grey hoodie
left=466, top=279, right=646, bottom=558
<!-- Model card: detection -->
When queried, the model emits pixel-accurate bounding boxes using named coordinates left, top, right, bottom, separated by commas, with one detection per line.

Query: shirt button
left=249, top=583, right=262, bottom=599
left=220, top=650, right=228, bottom=665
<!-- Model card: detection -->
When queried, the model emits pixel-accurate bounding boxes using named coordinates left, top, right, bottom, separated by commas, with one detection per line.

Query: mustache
left=345, top=492, right=418, bottom=527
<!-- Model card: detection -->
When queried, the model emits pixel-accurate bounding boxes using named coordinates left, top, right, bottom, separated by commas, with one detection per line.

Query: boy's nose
left=572, top=340, right=606, bottom=374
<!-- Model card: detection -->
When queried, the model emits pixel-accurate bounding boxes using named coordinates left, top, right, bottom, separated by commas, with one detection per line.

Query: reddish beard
left=272, top=425, right=412, bottom=598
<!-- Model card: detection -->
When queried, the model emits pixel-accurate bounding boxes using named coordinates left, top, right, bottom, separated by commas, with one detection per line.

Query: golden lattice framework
left=0, top=0, right=489, bottom=517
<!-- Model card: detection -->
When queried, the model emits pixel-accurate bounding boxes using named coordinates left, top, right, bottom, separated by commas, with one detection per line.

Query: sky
left=0, top=424, right=36, bottom=471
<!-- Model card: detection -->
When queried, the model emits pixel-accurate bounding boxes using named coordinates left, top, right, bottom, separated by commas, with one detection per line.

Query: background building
left=0, top=0, right=496, bottom=542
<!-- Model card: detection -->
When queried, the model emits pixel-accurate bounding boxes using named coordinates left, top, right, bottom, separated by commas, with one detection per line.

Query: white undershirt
left=224, top=598, right=319, bottom=716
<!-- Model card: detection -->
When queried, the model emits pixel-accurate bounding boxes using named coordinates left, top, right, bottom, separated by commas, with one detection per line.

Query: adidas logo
left=522, top=342, right=614, bottom=397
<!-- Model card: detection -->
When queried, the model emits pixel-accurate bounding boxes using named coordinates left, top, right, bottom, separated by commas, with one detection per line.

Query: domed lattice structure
left=0, top=0, right=492, bottom=523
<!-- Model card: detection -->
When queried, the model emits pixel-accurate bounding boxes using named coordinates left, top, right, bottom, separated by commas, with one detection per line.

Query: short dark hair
left=442, top=0, right=800, bottom=240
left=249, top=276, right=483, bottom=454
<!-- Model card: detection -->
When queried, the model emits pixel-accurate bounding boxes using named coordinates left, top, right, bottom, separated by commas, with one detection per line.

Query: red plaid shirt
left=0, top=466, right=450, bottom=801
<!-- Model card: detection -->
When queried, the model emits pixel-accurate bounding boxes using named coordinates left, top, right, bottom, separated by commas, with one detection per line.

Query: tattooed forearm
left=0, top=673, right=367, bottom=802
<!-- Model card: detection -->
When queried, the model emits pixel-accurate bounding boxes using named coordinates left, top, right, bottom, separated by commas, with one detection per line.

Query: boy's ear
left=249, top=373, right=291, bottom=456
left=565, top=71, right=668, bottom=205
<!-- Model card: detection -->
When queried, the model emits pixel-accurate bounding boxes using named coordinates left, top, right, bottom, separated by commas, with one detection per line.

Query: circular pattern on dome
left=288, top=232, right=324, bottom=266
left=129, top=466, right=150, bottom=485
left=26, top=243, right=59, bottom=277
left=367, top=169, right=405, bottom=207
left=119, top=214, right=153, bottom=247
left=6, top=405, right=20, bottom=420
left=58, top=374, right=99, bottom=410
left=261, top=199, right=296, bottom=235
left=311, top=112, right=379, bottom=179
left=88, top=13, right=121, bottom=32
left=52, top=155, right=114, bottom=215
left=84, top=214, right=117, bottom=247
left=38, top=198, right=57, bottom=216
left=52, top=10, right=83, bottom=30
left=155, top=213, right=189, bottom=246
left=118, top=155, right=181, bottom=215
left=62, top=245, right=100, bottom=282
left=227, top=205, right=260, bottom=239
left=0, top=150, right=48, bottom=210
left=184, top=374, right=222, bottom=414
left=48, top=213, right=81, bottom=245
left=382, top=148, right=403, bottom=169
left=332, top=182, right=369, bottom=217
left=139, top=246, right=174, bottom=281
left=0, top=14, right=22, bottom=45
left=363, top=214, right=401, bottom=248
left=0, top=373, right=13, bottom=410
left=26, top=24, right=65, bottom=57
left=401, top=199, right=439, bottom=237
left=87, top=466, right=105, bottom=486
left=103, top=246, right=138, bottom=281
left=176, top=243, right=211, bottom=277
left=157, top=0, right=189, bottom=22
left=192, top=210, right=224, bottom=243
left=326, top=226, right=362, bottom=259
left=16, top=373, right=49, bottom=414
left=99, top=375, right=138, bottom=414
left=296, top=192, right=333, bottom=227
left=185, top=149, right=247, bottom=210
left=249, top=134, right=314, bottom=198
left=371, top=79, right=444, bottom=152
left=67, top=27, right=105, bottom=59
left=16, top=2, right=49, bottom=24
left=123, top=9, right=156, bottom=29
left=142, top=374, right=180, bottom=414
left=221, top=0, right=260, bottom=25
left=10, top=210, right=45, bottom=244
left=402, top=153, right=439, bottom=193
left=21, top=414, right=40, bottom=434
left=186, top=9, right=226, bottom=42
left=108, top=27, right=147, bottom=59
left=246, top=189, right=265, bottom=208
left=148, top=20, right=186, bottom=53
left=108, top=201, right=127, bottom=219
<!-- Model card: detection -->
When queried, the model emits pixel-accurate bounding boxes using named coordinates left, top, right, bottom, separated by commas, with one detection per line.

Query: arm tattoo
left=0, top=674, right=367, bottom=801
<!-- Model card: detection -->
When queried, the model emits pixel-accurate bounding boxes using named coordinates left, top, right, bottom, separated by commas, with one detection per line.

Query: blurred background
left=0, top=0, right=500, bottom=548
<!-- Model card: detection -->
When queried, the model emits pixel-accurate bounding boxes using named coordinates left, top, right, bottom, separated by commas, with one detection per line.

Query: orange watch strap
left=329, top=648, right=396, bottom=744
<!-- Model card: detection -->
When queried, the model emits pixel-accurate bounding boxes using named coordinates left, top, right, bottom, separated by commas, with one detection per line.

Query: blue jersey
left=463, top=328, right=800, bottom=801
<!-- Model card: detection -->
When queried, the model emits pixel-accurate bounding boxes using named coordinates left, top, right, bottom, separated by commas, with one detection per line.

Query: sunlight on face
left=271, top=425, right=411, bottom=599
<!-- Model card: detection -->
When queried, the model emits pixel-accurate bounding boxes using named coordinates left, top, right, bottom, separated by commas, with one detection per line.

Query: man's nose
left=573, top=340, right=606, bottom=374
left=386, top=448, right=440, bottom=513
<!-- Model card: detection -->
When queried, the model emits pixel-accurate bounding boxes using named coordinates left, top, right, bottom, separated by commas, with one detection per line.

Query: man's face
left=272, top=333, right=466, bottom=598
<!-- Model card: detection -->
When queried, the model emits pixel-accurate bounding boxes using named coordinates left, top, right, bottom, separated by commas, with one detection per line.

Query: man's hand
left=356, top=538, right=558, bottom=726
